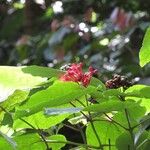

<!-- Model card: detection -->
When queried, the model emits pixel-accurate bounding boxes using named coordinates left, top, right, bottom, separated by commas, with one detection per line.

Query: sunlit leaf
left=48, top=134, right=66, bottom=150
left=86, top=121, right=122, bottom=147
left=139, top=27, right=150, bottom=67
left=15, top=81, right=86, bottom=118
left=13, top=111, right=69, bottom=129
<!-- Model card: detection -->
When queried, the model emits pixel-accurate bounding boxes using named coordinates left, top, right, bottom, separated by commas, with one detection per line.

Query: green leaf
left=0, top=131, right=17, bottom=150
left=126, top=97, right=150, bottom=114
left=14, top=133, right=47, bottom=150
left=0, top=137, right=13, bottom=150
left=84, top=100, right=138, bottom=113
left=13, top=111, right=69, bottom=129
left=136, top=131, right=150, bottom=150
left=90, top=77, right=106, bottom=90
left=0, top=66, right=48, bottom=89
left=103, top=89, right=122, bottom=97
left=0, top=90, right=29, bottom=111
left=1, top=113, right=13, bottom=127
left=116, top=132, right=134, bottom=150
left=139, top=27, right=150, bottom=67
left=139, top=99, right=150, bottom=114
left=135, top=115, right=150, bottom=146
left=113, top=104, right=146, bottom=128
left=125, top=84, right=150, bottom=98
left=0, top=90, right=29, bottom=125
left=86, top=121, right=122, bottom=147
left=48, top=134, right=66, bottom=150
left=0, top=133, right=66, bottom=150
left=15, top=81, right=86, bottom=118
left=21, top=65, right=62, bottom=78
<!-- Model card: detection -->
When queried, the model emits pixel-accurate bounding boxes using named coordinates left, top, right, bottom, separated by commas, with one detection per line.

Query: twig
left=70, top=102, right=89, bottom=121
left=75, top=98, right=86, bottom=107
left=46, top=139, right=113, bottom=149
left=63, top=123, right=80, bottom=132
left=125, top=109, right=136, bottom=150
left=84, top=95, right=103, bottom=149
left=104, top=113, right=128, bottom=130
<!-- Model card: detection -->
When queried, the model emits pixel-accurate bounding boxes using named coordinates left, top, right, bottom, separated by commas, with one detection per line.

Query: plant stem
left=136, top=139, right=149, bottom=150
left=125, top=109, right=136, bottom=150
left=90, top=116, right=102, bottom=148
left=75, top=98, right=86, bottom=107
left=132, top=117, right=150, bottom=129
left=104, top=113, right=128, bottom=130
left=70, top=102, right=89, bottom=120
left=46, top=139, right=113, bottom=149
left=63, top=123, right=80, bottom=132
left=76, top=123, right=87, bottom=148
left=70, top=102, right=88, bottom=147
left=84, top=95, right=103, bottom=149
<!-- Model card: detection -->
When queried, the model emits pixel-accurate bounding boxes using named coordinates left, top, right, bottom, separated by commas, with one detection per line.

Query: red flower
left=60, top=63, right=97, bottom=87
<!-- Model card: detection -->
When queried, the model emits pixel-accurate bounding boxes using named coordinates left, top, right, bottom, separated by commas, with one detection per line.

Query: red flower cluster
left=60, top=63, right=97, bottom=87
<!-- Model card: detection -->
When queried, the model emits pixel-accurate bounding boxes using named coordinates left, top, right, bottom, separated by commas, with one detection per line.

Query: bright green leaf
left=125, top=84, right=150, bottom=98
left=0, top=131, right=17, bottom=150
left=15, top=81, right=87, bottom=118
left=86, top=121, right=122, bottom=147
left=0, top=90, right=29, bottom=111
left=0, top=66, right=47, bottom=89
left=13, top=111, right=69, bottom=129
left=139, top=27, right=150, bottom=67
left=48, top=134, right=66, bottom=150
left=84, top=100, right=138, bottom=113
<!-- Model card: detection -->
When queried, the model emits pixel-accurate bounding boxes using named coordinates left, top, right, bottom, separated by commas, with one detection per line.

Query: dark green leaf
left=116, top=132, right=134, bottom=150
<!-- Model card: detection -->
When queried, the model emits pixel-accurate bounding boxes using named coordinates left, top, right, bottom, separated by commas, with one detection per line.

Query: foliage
left=0, top=35, right=150, bottom=149
left=0, top=0, right=150, bottom=149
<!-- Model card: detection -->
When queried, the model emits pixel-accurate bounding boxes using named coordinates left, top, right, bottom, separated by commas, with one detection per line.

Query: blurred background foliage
left=0, top=0, right=150, bottom=84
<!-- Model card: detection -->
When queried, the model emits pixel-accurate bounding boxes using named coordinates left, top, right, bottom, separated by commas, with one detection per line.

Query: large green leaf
left=125, top=84, right=150, bottom=98
left=139, top=27, right=150, bottom=67
left=0, top=133, right=66, bottom=150
left=15, top=81, right=87, bottom=118
left=21, top=65, right=62, bottom=78
left=14, top=133, right=45, bottom=150
left=84, top=100, right=139, bottom=113
left=113, top=104, right=146, bottom=129
left=0, top=90, right=29, bottom=111
left=0, top=65, right=63, bottom=102
left=86, top=121, right=122, bottom=148
left=0, top=90, right=29, bottom=123
left=0, top=66, right=47, bottom=89
left=13, top=111, right=69, bottom=129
